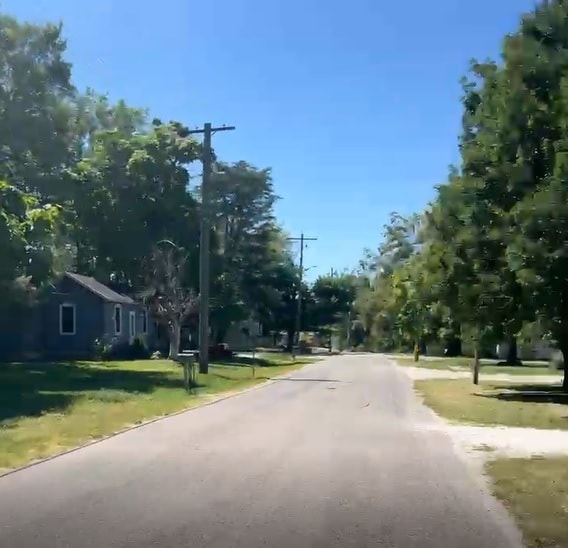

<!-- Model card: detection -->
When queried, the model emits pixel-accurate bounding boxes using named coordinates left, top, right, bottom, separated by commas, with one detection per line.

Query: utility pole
left=188, top=123, right=235, bottom=374
left=287, top=232, right=317, bottom=357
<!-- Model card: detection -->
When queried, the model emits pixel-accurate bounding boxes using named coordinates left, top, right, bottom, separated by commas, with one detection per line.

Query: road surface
left=0, top=354, right=522, bottom=547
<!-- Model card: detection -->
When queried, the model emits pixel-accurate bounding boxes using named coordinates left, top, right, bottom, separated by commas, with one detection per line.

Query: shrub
left=103, top=337, right=151, bottom=361
left=93, top=338, right=112, bottom=361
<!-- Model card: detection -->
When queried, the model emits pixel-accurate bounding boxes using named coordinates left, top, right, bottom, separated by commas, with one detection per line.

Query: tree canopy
left=351, top=0, right=568, bottom=389
left=0, top=10, right=305, bottom=359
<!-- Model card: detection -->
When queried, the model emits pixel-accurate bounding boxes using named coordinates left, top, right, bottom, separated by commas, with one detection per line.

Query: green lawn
left=396, top=356, right=558, bottom=376
left=486, top=457, right=568, bottom=548
left=0, top=356, right=308, bottom=473
left=415, top=378, right=568, bottom=429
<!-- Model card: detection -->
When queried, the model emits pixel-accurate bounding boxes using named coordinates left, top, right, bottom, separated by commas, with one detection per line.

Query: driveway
left=0, top=354, right=522, bottom=547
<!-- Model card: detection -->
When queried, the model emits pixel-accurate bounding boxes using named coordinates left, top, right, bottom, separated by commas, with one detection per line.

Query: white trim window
left=59, top=303, right=76, bottom=336
left=114, top=304, right=122, bottom=335
left=141, top=308, right=148, bottom=334
left=129, top=310, right=136, bottom=340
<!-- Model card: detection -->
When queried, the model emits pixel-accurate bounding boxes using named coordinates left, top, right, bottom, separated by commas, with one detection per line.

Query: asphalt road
left=0, top=354, right=522, bottom=548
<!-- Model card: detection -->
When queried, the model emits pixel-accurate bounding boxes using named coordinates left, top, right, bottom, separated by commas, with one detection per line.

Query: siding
left=42, top=277, right=104, bottom=358
left=102, top=302, right=154, bottom=348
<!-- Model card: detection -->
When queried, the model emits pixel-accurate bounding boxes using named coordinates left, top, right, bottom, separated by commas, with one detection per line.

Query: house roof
left=64, top=272, right=136, bottom=305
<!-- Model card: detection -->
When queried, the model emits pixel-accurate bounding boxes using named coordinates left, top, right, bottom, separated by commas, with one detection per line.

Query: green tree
left=69, top=119, right=201, bottom=286
left=499, top=0, right=568, bottom=388
left=310, top=273, right=357, bottom=348
left=0, top=181, right=63, bottom=306
left=0, top=14, right=76, bottom=199
left=208, top=161, right=281, bottom=340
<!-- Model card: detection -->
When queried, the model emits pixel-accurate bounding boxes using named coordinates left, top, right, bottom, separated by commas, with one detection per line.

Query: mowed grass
left=0, top=356, right=309, bottom=473
left=396, top=356, right=558, bottom=376
left=415, top=378, right=568, bottom=430
left=486, top=457, right=568, bottom=548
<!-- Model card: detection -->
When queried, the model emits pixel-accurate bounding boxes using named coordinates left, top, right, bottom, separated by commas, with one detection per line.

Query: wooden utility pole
left=287, top=233, right=317, bottom=357
left=188, top=123, right=235, bottom=374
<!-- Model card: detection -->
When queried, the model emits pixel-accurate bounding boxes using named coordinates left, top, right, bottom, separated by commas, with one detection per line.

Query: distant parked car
left=209, top=343, right=233, bottom=360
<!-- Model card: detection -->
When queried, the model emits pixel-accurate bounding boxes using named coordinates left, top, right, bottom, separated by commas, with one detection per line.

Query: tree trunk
left=505, top=335, right=521, bottom=365
left=560, top=340, right=568, bottom=391
left=286, top=328, right=295, bottom=352
left=472, top=346, right=480, bottom=385
left=168, top=321, right=181, bottom=360
left=413, top=341, right=420, bottom=362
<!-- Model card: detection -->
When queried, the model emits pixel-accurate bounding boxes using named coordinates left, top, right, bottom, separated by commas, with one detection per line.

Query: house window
left=142, top=309, right=148, bottom=334
left=114, top=305, right=122, bottom=335
left=59, top=303, right=76, bottom=335
left=129, top=311, right=136, bottom=339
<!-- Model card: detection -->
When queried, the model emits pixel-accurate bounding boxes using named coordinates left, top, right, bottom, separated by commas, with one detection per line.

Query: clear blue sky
left=5, top=0, right=534, bottom=280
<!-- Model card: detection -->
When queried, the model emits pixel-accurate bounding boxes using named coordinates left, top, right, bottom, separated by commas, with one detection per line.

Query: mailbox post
left=175, top=351, right=197, bottom=392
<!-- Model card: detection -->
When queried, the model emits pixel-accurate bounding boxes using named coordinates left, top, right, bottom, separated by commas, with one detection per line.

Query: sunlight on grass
left=486, top=457, right=568, bottom=548
left=415, top=378, right=568, bottom=430
left=0, top=358, right=305, bottom=473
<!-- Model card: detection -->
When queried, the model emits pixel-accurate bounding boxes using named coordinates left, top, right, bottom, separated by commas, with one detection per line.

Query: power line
left=287, top=232, right=317, bottom=357
left=188, top=123, right=236, bottom=374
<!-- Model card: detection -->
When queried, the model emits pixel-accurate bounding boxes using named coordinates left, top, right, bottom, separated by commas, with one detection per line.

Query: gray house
left=0, top=272, right=153, bottom=361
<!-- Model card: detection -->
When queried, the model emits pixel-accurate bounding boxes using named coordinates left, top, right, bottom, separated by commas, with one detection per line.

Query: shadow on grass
left=476, top=383, right=568, bottom=405
left=0, top=361, right=184, bottom=423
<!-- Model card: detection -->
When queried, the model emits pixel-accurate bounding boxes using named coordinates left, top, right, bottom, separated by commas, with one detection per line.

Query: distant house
left=0, top=272, right=153, bottom=361
left=496, top=339, right=556, bottom=362
left=224, top=318, right=263, bottom=350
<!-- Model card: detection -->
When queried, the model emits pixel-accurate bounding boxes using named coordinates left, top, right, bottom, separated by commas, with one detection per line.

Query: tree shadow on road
left=271, top=378, right=342, bottom=383
left=220, top=356, right=302, bottom=367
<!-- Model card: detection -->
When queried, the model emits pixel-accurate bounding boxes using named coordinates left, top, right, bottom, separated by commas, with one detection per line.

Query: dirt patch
left=447, top=424, right=568, bottom=460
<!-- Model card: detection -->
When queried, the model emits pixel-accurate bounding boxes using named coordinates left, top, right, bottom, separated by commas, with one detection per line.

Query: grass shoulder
left=486, top=456, right=568, bottom=548
left=0, top=355, right=309, bottom=473
left=414, top=378, right=568, bottom=430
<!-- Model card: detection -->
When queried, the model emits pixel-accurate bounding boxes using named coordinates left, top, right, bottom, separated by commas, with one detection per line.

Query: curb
left=0, top=366, right=308, bottom=481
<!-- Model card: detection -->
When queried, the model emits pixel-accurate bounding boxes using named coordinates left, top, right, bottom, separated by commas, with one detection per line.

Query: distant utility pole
left=287, top=232, right=317, bottom=357
left=188, top=122, right=235, bottom=374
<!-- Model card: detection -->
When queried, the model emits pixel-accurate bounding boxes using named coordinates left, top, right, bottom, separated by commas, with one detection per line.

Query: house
left=0, top=272, right=153, bottom=361
left=496, top=339, right=556, bottom=361
left=224, top=318, right=263, bottom=350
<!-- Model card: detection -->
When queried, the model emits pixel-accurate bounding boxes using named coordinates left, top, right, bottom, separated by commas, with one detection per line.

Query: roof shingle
left=65, top=272, right=135, bottom=304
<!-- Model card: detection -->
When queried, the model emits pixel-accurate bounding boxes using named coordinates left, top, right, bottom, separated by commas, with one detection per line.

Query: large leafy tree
left=0, top=14, right=76, bottom=199
left=208, top=161, right=283, bottom=340
left=69, top=119, right=201, bottom=286
left=500, top=0, right=568, bottom=388
left=310, top=273, right=358, bottom=347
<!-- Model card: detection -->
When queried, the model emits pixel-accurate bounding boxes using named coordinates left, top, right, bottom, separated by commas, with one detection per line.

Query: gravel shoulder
left=393, top=360, right=568, bottom=462
left=400, top=364, right=561, bottom=384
